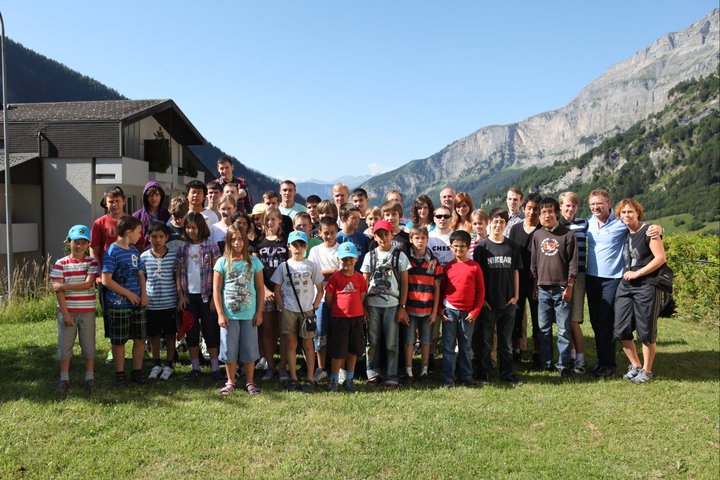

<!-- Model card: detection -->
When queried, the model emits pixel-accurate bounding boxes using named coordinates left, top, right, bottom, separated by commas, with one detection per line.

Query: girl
left=363, top=206, right=382, bottom=237
left=405, top=194, right=436, bottom=232
left=210, top=194, right=237, bottom=251
left=176, top=212, right=223, bottom=380
left=614, top=198, right=666, bottom=384
left=214, top=225, right=264, bottom=395
left=132, top=181, right=170, bottom=251
left=255, top=206, right=290, bottom=381
left=230, top=210, right=258, bottom=251
left=451, top=192, right=474, bottom=233
left=469, top=208, right=489, bottom=255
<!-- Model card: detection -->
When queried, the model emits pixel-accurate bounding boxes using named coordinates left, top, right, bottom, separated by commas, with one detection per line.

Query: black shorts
left=614, top=281, right=659, bottom=344
left=146, top=308, right=178, bottom=337
left=328, top=316, right=365, bottom=360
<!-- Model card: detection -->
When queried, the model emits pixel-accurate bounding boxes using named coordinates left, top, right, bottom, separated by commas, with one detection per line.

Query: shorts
left=107, top=307, right=146, bottom=346
left=185, top=294, right=220, bottom=349
left=571, top=272, right=586, bottom=323
left=313, top=302, right=331, bottom=351
left=281, top=309, right=316, bottom=339
left=328, top=316, right=365, bottom=360
left=56, top=311, right=96, bottom=360
left=220, top=320, right=260, bottom=364
left=614, top=281, right=660, bottom=344
left=146, top=308, right=178, bottom=337
left=405, top=315, right=433, bottom=345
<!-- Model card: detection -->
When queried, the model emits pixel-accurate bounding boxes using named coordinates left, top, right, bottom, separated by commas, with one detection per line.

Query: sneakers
left=85, top=378, right=96, bottom=392
left=338, top=368, right=347, bottom=385
left=301, top=381, right=315, bottom=393
left=286, top=380, right=298, bottom=392
left=314, top=368, right=328, bottom=383
left=130, top=370, right=146, bottom=385
left=184, top=369, right=201, bottom=380
left=572, top=360, right=587, bottom=374
left=55, top=380, right=70, bottom=393
left=593, top=365, right=616, bottom=378
left=419, top=373, right=431, bottom=386
left=278, top=368, right=290, bottom=382
left=113, top=373, right=127, bottom=388
left=148, top=365, right=163, bottom=380
left=441, top=379, right=454, bottom=388
left=343, top=379, right=357, bottom=392
left=159, top=366, right=173, bottom=381
left=631, top=369, right=654, bottom=384
left=326, top=381, right=339, bottom=392
left=261, top=368, right=274, bottom=382
left=623, top=365, right=642, bottom=381
left=256, top=357, right=269, bottom=371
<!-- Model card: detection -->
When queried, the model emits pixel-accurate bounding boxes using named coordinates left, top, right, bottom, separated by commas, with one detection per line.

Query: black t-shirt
left=474, top=237, right=523, bottom=308
left=255, top=236, right=289, bottom=290
left=508, top=221, right=539, bottom=285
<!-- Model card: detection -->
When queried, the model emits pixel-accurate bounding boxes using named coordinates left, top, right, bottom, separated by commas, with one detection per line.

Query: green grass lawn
left=0, top=317, right=718, bottom=480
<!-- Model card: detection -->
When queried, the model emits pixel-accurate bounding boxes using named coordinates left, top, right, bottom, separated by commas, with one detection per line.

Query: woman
left=404, top=195, right=436, bottom=232
left=451, top=192, right=474, bottom=232
left=613, top=198, right=666, bottom=384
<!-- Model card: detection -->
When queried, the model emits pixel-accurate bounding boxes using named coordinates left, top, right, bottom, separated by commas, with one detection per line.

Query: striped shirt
left=564, top=217, right=588, bottom=273
left=406, top=249, right=443, bottom=317
left=140, top=249, right=178, bottom=310
left=49, top=255, right=98, bottom=312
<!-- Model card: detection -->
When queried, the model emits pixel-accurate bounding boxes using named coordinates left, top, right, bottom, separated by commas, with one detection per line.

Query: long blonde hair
left=223, top=224, right=251, bottom=272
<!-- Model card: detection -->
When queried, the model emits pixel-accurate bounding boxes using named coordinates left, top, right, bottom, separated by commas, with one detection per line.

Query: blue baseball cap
left=287, top=230, right=308, bottom=245
left=337, top=242, right=358, bottom=259
left=68, top=225, right=91, bottom=242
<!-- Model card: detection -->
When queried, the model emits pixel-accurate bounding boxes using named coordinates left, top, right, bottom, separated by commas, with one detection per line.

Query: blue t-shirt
left=336, top=230, right=369, bottom=271
left=140, top=249, right=178, bottom=310
left=214, top=256, right=264, bottom=320
left=103, top=243, right=145, bottom=308
left=586, top=212, right=628, bottom=279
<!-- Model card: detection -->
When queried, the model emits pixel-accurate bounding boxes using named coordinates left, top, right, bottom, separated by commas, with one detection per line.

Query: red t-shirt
left=325, top=271, right=367, bottom=318
left=90, top=214, right=119, bottom=270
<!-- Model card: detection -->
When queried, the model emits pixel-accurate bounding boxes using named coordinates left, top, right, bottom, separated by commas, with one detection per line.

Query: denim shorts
left=313, top=302, right=331, bottom=351
left=220, top=320, right=259, bottom=364
left=404, top=315, right=433, bottom=345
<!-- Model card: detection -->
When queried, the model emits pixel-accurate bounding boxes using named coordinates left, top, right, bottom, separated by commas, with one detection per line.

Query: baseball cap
left=373, top=219, right=393, bottom=233
left=67, top=225, right=91, bottom=242
left=251, top=203, right=267, bottom=216
left=337, top=242, right=358, bottom=259
left=287, top=230, right=308, bottom=244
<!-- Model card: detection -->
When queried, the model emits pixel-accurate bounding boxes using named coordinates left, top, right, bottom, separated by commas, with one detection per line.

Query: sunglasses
left=434, top=214, right=451, bottom=219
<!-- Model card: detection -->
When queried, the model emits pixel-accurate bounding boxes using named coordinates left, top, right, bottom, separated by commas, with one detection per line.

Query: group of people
left=51, top=155, right=668, bottom=395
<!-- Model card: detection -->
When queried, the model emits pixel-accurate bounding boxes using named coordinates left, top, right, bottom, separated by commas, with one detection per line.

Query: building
left=0, top=99, right=210, bottom=264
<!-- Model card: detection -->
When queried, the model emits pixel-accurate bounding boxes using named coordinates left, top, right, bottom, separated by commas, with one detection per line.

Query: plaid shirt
left=176, top=240, right=220, bottom=303
left=216, top=175, right=253, bottom=213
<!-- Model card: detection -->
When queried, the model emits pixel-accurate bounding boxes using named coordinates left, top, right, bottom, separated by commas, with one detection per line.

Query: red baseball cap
left=373, top=220, right=393, bottom=233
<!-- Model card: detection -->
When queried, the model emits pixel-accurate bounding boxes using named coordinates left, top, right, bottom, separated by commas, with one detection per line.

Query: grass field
left=0, top=316, right=718, bottom=480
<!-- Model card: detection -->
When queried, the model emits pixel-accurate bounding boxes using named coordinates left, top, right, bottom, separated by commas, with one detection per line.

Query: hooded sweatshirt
left=132, top=181, right=171, bottom=250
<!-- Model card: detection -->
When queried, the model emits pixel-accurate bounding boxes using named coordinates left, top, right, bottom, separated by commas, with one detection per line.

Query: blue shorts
left=313, top=302, right=331, bottom=351
left=220, top=320, right=260, bottom=365
left=404, top=315, right=433, bottom=345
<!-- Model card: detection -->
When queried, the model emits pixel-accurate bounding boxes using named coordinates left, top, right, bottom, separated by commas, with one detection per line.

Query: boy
left=50, top=225, right=99, bottom=392
left=428, top=206, right=454, bottom=266
left=222, top=182, right=241, bottom=204
left=473, top=209, right=522, bottom=384
left=370, top=200, right=410, bottom=254
left=293, top=212, right=322, bottom=255
left=386, top=190, right=410, bottom=226
left=101, top=215, right=149, bottom=386
left=271, top=231, right=324, bottom=392
left=440, top=230, right=485, bottom=388
left=307, top=217, right=340, bottom=381
left=360, top=220, right=411, bottom=389
left=166, top=195, right=189, bottom=253
left=141, top=222, right=178, bottom=381
left=531, top=198, right=578, bottom=377
left=206, top=181, right=223, bottom=219
left=263, top=190, right=294, bottom=234
left=469, top=208, right=489, bottom=255
left=305, top=194, right=322, bottom=231
left=404, top=226, right=443, bottom=385
left=215, top=155, right=252, bottom=212
left=351, top=187, right=370, bottom=232
left=186, top=180, right=219, bottom=225
left=336, top=204, right=369, bottom=271
left=325, top=242, right=368, bottom=392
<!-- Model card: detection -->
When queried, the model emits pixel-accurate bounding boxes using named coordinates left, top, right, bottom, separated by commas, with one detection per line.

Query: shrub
left=0, top=259, right=57, bottom=324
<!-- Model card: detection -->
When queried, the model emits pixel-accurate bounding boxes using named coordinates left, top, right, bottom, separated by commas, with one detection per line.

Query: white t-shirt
left=360, top=247, right=411, bottom=308
left=210, top=222, right=230, bottom=244
left=429, top=230, right=453, bottom=266
left=270, top=258, right=324, bottom=312
left=187, top=243, right=202, bottom=294
left=307, top=243, right=340, bottom=301
left=202, top=209, right=220, bottom=226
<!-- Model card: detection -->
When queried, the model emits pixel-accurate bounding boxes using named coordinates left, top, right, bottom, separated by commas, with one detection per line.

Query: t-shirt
left=201, top=208, right=220, bottom=226
left=270, top=259, right=324, bottom=313
left=279, top=203, right=306, bottom=220
left=428, top=230, right=453, bottom=266
left=326, top=271, right=368, bottom=318
left=186, top=243, right=203, bottom=294
left=102, top=243, right=145, bottom=308
left=473, top=238, right=523, bottom=309
left=360, top=247, right=411, bottom=308
left=508, top=221, right=540, bottom=287
left=531, top=225, right=578, bottom=287
left=140, top=249, right=177, bottom=310
left=49, top=255, right=98, bottom=312
left=214, top=256, right=264, bottom=320
left=406, top=249, right=443, bottom=317
left=90, top=214, right=119, bottom=270
left=336, top=230, right=369, bottom=271
left=210, top=221, right=230, bottom=246
left=255, top=236, right=289, bottom=291
left=307, top=243, right=340, bottom=301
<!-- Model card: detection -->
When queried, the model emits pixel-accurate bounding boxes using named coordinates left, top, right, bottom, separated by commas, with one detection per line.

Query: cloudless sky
left=2, top=1, right=717, bottom=181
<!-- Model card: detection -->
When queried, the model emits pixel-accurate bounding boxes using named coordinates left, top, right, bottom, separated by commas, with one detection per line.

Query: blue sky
left=2, top=1, right=717, bottom=182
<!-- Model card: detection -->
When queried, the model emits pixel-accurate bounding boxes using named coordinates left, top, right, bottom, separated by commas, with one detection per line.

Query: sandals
left=220, top=382, right=236, bottom=395
left=245, top=383, right=261, bottom=395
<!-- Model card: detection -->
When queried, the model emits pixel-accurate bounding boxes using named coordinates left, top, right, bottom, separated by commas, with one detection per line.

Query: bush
left=663, top=233, right=720, bottom=326
left=0, top=259, right=57, bottom=324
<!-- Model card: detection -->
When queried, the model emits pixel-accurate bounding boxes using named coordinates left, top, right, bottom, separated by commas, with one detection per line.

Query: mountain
left=362, top=9, right=720, bottom=206
left=296, top=174, right=373, bottom=199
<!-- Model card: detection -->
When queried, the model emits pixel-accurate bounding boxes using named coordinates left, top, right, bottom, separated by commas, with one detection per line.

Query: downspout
left=37, top=131, right=46, bottom=260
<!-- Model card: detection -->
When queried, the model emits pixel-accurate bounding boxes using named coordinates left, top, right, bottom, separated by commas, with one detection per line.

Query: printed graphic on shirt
left=540, top=238, right=560, bottom=257
left=341, top=282, right=357, bottom=293
left=486, top=256, right=513, bottom=268
left=370, top=256, right=395, bottom=296
left=226, top=266, right=251, bottom=314
left=258, top=245, right=287, bottom=268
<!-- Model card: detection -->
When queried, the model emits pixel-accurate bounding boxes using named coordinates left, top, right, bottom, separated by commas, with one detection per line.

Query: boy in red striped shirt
left=403, top=226, right=443, bottom=385
left=50, top=225, right=99, bottom=393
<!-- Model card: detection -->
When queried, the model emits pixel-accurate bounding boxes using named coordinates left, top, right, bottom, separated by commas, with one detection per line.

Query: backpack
left=367, top=247, right=402, bottom=299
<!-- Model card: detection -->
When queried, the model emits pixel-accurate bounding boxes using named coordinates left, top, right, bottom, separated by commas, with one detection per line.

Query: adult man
left=278, top=180, right=306, bottom=220
left=185, top=180, right=219, bottom=225
left=585, top=189, right=661, bottom=377
left=215, top=155, right=252, bottom=212
left=439, top=187, right=455, bottom=210
left=505, top=187, right=524, bottom=236
left=531, top=198, right=578, bottom=377
left=332, top=183, right=353, bottom=229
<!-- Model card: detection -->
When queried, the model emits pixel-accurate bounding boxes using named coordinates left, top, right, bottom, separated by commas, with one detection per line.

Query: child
left=473, top=209, right=522, bottom=385
left=325, top=242, right=368, bottom=392
left=185, top=180, right=219, bottom=226
left=176, top=212, right=223, bottom=381
left=166, top=195, right=189, bottom=254
left=101, top=215, right=149, bottom=386
left=210, top=194, right=238, bottom=251
left=307, top=217, right=340, bottom=382
left=271, top=231, right=324, bottom=392
left=214, top=224, right=265, bottom=395
left=336, top=204, right=369, bottom=271
left=404, top=226, right=443, bottom=385
left=141, top=222, right=178, bottom=381
left=132, top=181, right=170, bottom=250
left=206, top=181, right=223, bottom=218
left=440, top=230, right=485, bottom=388
left=469, top=208, right=489, bottom=255
left=363, top=206, right=381, bottom=238
left=256, top=206, right=290, bottom=382
left=50, top=225, right=99, bottom=392
left=293, top=212, right=323, bottom=255
left=360, top=220, right=411, bottom=389
left=305, top=195, right=322, bottom=231
left=377, top=200, right=410, bottom=253
left=351, top=187, right=370, bottom=232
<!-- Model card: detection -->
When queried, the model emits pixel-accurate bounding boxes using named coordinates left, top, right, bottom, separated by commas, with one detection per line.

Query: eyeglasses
left=450, top=244, right=468, bottom=250
left=435, top=214, right=451, bottom=219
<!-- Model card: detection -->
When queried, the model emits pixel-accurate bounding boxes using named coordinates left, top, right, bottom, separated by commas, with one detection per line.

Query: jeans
left=537, top=286, right=573, bottom=370
left=586, top=276, right=621, bottom=369
left=514, top=281, right=539, bottom=349
left=479, top=304, right=516, bottom=379
left=366, top=305, right=399, bottom=384
left=442, top=308, right=475, bottom=382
